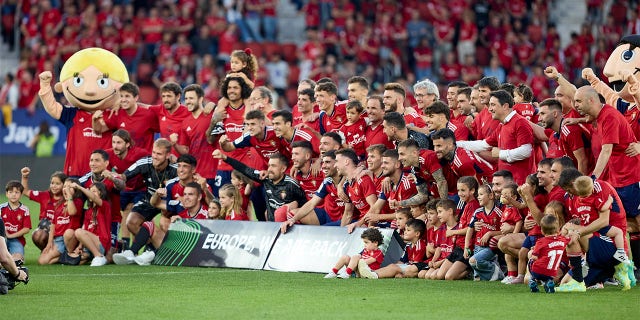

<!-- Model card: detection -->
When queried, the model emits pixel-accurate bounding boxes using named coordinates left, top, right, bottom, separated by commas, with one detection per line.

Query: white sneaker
left=501, top=276, right=514, bottom=284
left=507, top=275, right=524, bottom=284
left=134, top=251, right=155, bottom=266
left=90, top=256, right=108, bottom=267
left=337, top=272, right=351, bottom=279
left=324, top=272, right=338, bottom=279
left=358, top=259, right=378, bottom=279
left=112, top=250, right=135, bottom=265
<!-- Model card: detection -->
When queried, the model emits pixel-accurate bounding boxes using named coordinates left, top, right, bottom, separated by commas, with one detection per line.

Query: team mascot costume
left=581, top=34, right=640, bottom=281
left=38, top=47, right=129, bottom=177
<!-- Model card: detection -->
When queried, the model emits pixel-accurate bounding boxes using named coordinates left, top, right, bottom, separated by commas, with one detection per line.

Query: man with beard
left=280, top=150, right=344, bottom=230
left=92, top=82, right=159, bottom=152
left=470, top=77, right=501, bottom=141
left=363, top=149, right=419, bottom=227
left=397, top=139, right=448, bottom=201
left=290, top=141, right=324, bottom=201
left=431, top=129, right=494, bottom=197
left=383, top=82, right=428, bottom=134
left=171, top=84, right=219, bottom=189
left=213, top=150, right=307, bottom=222
left=206, top=76, right=259, bottom=197
left=319, top=132, right=343, bottom=155
left=119, top=139, right=178, bottom=238
left=105, top=129, right=148, bottom=252
left=149, top=82, right=190, bottom=157
left=383, top=112, right=431, bottom=150
left=535, top=98, right=593, bottom=174
left=334, top=149, right=378, bottom=233
left=365, top=95, right=395, bottom=150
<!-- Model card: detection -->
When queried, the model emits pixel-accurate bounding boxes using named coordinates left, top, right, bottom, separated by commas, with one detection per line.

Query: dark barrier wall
left=0, top=155, right=65, bottom=190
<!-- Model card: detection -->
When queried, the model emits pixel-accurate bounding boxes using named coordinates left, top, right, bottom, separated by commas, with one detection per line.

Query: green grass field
left=2, top=196, right=639, bottom=319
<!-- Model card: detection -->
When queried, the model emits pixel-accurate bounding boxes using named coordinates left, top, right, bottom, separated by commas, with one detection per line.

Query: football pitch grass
left=2, top=197, right=639, bottom=319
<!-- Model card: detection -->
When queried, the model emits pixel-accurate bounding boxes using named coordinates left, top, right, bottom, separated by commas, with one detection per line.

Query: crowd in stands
left=2, top=0, right=640, bottom=294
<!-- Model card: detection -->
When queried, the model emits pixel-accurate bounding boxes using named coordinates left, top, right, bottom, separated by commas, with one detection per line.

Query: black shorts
left=447, top=246, right=471, bottom=266
left=131, top=201, right=160, bottom=222
left=413, top=262, right=430, bottom=271
left=120, top=191, right=146, bottom=209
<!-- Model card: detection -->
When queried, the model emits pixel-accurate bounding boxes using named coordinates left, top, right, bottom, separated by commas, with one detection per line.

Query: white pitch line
left=37, top=269, right=258, bottom=277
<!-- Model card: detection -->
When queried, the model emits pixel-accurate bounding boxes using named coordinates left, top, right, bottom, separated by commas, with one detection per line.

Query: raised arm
left=20, top=167, right=31, bottom=196
left=38, top=71, right=63, bottom=119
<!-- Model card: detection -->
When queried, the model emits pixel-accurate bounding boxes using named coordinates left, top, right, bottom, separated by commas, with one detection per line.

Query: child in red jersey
left=496, top=184, right=524, bottom=280
left=572, top=176, right=629, bottom=263
left=231, top=170, right=255, bottom=213
left=465, top=184, right=504, bottom=281
left=1, top=181, right=31, bottom=262
left=66, top=182, right=112, bottom=267
left=528, top=214, right=572, bottom=293
left=360, top=219, right=428, bottom=279
left=425, top=200, right=466, bottom=280
left=421, top=200, right=441, bottom=277
left=325, top=228, right=385, bottom=279
left=219, top=184, right=249, bottom=221
left=339, top=100, right=367, bottom=161
left=512, top=84, right=537, bottom=122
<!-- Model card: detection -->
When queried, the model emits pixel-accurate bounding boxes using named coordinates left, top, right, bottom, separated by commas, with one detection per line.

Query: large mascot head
left=54, top=48, right=129, bottom=111
left=603, top=34, right=640, bottom=102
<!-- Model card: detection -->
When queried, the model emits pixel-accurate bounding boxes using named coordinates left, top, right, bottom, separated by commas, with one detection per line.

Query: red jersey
left=501, top=206, right=522, bottom=226
left=558, top=123, right=594, bottom=173
left=1, top=203, right=31, bottom=246
left=58, top=107, right=113, bottom=176
left=412, top=149, right=442, bottom=185
left=449, top=113, right=472, bottom=141
left=292, top=113, right=321, bottom=133
left=106, top=147, right=149, bottom=191
left=365, top=121, right=395, bottom=150
left=178, top=112, right=218, bottom=179
left=82, top=201, right=112, bottom=251
left=361, top=248, right=384, bottom=270
left=513, top=103, right=536, bottom=122
left=485, top=112, right=535, bottom=184
left=340, top=118, right=367, bottom=158
left=219, top=103, right=257, bottom=171
left=530, top=235, right=571, bottom=277
left=471, top=205, right=503, bottom=246
left=379, top=174, right=419, bottom=205
left=459, top=199, right=480, bottom=228
left=572, top=180, right=626, bottom=233
left=592, top=104, right=640, bottom=187
left=402, top=239, right=427, bottom=264
left=344, top=175, right=377, bottom=220
left=319, top=101, right=348, bottom=134
left=294, top=169, right=325, bottom=201
left=103, top=107, right=159, bottom=151
left=233, top=127, right=287, bottom=169
left=471, top=108, right=500, bottom=140
left=282, top=127, right=321, bottom=158
left=150, top=104, right=191, bottom=140
left=165, top=178, right=212, bottom=209
left=79, top=173, right=122, bottom=223
left=29, top=190, right=64, bottom=221
left=404, top=110, right=427, bottom=129
left=315, top=176, right=346, bottom=222
left=177, top=207, right=209, bottom=220
left=435, top=223, right=466, bottom=260
left=442, top=147, right=495, bottom=193
left=52, top=198, right=83, bottom=238
left=225, top=209, right=249, bottom=221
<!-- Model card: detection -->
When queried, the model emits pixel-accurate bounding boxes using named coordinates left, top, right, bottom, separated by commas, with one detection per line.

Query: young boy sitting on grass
left=324, top=228, right=385, bottom=279
left=528, top=214, right=572, bottom=293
